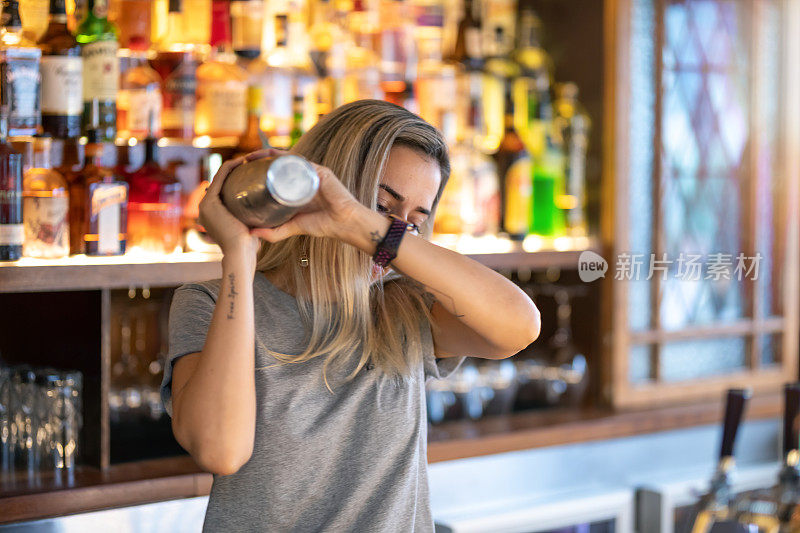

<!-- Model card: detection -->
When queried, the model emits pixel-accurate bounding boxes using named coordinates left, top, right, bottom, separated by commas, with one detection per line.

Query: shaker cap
left=267, top=155, right=320, bottom=207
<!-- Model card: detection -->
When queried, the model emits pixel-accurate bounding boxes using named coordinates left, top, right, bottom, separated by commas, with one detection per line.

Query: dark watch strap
left=373, top=216, right=411, bottom=267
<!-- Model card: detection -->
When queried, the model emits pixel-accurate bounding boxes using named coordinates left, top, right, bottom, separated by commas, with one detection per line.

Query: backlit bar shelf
left=0, top=236, right=598, bottom=293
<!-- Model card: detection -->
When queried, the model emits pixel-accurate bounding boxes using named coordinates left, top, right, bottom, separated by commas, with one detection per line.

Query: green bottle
left=531, top=132, right=566, bottom=237
left=289, top=92, right=304, bottom=147
left=76, top=0, right=119, bottom=141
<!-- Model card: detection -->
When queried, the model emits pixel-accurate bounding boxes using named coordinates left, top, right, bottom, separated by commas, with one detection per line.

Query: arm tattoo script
left=226, top=273, right=238, bottom=319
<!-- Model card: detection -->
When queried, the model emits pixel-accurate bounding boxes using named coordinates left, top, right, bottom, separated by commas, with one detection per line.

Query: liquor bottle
left=513, top=9, right=552, bottom=157
left=230, top=0, right=263, bottom=60
left=482, top=26, right=516, bottom=157
left=117, top=46, right=162, bottom=139
left=109, top=0, right=153, bottom=50
left=309, top=0, right=345, bottom=114
left=152, top=49, right=196, bottom=140
left=69, top=100, right=128, bottom=255
left=247, top=12, right=294, bottom=149
left=289, top=89, right=304, bottom=148
left=234, top=85, right=265, bottom=157
left=194, top=0, right=247, bottom=139
left=153, top=0, right=210, bottom=51
left=531, top=132, right=565, bottom=237
left=77, top=0, right=120, bottom=141
left=343, top=0, right=382, bottom=103
left=37, top=0, right=82, bottom=138
left=53, top=135, right=83, bottom=181
left=126, top=113, right=181, bottom=254
left=1, top=0, right=42, bottom=137
left=19, top=0, right=49, bottom=42
left=481, top=0, right=515, bottom=60
left=493, top=86, right=531, bottom=240
left=22, top=136, right=69, bottom=258
left=378, top=0, right=414, bottom=105
left=0, top=108, right=23, bottom=261
left=553, top=82, right=590, bottom=237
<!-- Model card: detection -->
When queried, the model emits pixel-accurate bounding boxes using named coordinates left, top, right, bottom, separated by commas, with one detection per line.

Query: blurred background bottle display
left=21, top=136, right=69, bottom=258
left=37, top=0, right=82, bottom=138
left=0, top=0, right=594, bottom=262
left=77, top=0, right=119, bottom=141
left=1, top=0, right=42, bottom=137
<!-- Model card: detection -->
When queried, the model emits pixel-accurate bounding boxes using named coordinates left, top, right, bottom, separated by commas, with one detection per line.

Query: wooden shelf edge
left=0, top=456, right=213, bottom=525
left=0, top=243, right=598, bottom=293
left=427, top=393, right=782, bottom=463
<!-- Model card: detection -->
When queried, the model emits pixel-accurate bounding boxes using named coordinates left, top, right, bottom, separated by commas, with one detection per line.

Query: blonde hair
left=255, top=100, right=450, bottom=390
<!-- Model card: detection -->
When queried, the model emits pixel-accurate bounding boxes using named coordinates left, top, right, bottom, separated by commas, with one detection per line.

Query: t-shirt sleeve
left=160, top=282, right=218, bottom=417
left=420, top=291, right=466, bottom=382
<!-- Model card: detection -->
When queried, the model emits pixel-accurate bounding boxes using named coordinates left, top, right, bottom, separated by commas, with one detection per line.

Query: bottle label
left=465, top=27, right=482, bottom=59
left=0, top=224, right=24, bottom=246
left=163, top=68, right=196, bottom=133
left=197, top=81, right=246, bottom=136
left=88, top=182, right=126, bottom=255
left=82, top=40, right=119, bottom=101
left=23, top=196, right=69, bottom=257
left=40, top=55, right=83, bottom=115
left=92, top=0, right=108, bottom=18
left=1, top=49, right=41, bottom=136
left=503, top=156, right=531, bottom=235
left=118, top=87, right=162, bottom=135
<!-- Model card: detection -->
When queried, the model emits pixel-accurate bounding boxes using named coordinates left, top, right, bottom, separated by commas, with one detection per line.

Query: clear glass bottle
left=37, top=0, right=82, bottom=138
left=0, top=109, right=24, bottom=261
left=22, top=136, right=69, bottom=258
left=117, top=47, right=162, bottom=139
left=76, top=0, right=120, bottom=141
left=1, top=0, right=42, bottom=137
left=152, top=0, right=210, bottom=51
left=69, top=100, right=128, bottom=255
left=553, top=82, right=590, bottom=237
left=194, top=0, right=247, bottom=139
left=247, top=12, right=294, bottom=149
left=126, top=115, right=182, bottom=254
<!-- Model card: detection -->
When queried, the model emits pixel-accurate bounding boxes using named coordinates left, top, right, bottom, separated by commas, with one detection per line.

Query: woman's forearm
left=337, top=207, right=540, bottom=355
left=172, top=252, right=257, bottom=475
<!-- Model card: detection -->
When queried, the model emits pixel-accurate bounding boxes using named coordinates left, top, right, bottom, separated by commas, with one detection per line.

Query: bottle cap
left=266, top=155, right=319, bottom=207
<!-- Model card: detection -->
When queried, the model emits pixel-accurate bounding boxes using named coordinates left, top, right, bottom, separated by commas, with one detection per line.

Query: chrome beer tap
left=732, top=383, right=800, bottom=533
left=685, top=388, right=751, bottom=533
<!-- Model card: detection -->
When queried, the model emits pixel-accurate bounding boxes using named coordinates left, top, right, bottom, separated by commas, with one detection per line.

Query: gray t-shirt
left=161, top=273, right=465, bottom=532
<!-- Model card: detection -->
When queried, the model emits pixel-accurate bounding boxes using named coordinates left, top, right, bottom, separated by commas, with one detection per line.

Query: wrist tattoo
left=226, top=273, right=238, bottom=319
left=370, top=230, right=382, bottom=243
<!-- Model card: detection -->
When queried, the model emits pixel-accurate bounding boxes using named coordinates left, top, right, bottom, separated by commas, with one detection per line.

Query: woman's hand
left=198, top=148, right=287, bottom=260
left=249, top=163, right=365, bottom=243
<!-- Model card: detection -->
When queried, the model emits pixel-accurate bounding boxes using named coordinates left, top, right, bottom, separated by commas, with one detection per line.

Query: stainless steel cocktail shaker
left=221, top=155, right=320, bottom=228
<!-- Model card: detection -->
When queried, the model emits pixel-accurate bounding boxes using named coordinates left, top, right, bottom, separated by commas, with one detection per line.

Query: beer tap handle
left=783, top=383, right=800, bottom=459
left=720, top=388, right=751, bottom=460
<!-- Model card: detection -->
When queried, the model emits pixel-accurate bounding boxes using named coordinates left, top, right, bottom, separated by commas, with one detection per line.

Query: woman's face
left=372, top=144, right=441, bottom=280
left=376, top=145, right=442, bottom=234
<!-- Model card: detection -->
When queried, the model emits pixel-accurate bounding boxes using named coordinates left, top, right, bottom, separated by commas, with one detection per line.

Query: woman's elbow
left=195, top=445, right=253, bottom=476
left=499, top=302, right=541, bottom=357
